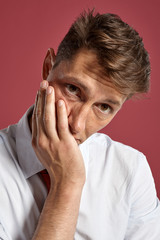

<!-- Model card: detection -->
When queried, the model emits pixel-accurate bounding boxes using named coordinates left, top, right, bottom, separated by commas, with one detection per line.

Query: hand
left=31, top=80, right=86, bottom=191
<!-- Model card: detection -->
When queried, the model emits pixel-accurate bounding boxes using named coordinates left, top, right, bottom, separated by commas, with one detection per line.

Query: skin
left=31, top=48, right=127, bottom=239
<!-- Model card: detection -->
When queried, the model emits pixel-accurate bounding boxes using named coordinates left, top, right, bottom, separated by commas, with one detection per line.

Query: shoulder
left=81, top=133, right=150, bottom=185
left=0, top=124, right=18, bottom=170
left=84, top=132, right=145, bottom=163
left=82, top=133, right=157, bottom=206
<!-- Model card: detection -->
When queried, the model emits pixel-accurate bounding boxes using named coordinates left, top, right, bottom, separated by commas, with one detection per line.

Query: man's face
left=47, top=49, right=126, bottom=144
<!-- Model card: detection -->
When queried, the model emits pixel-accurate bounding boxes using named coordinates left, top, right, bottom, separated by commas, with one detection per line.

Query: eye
left=96, top=103, right=111, bottom=114
left=66, top=84, right=80, bottom=95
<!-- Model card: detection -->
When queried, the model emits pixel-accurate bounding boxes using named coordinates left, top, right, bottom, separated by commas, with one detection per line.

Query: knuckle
left=46, top=93, right=53, bottom=102
left=60, top=123, right=66, bottom=130
left=43, top=113, right=52, bottom=122
left=37, top=136, right=47, bottom=149
left=36, top=109, right=42, bottom=117
left=59, top=121, right=68, bottom=131
left=32, top=135, right=49, bottom=153
left=33, top=112, right=37, bottom=120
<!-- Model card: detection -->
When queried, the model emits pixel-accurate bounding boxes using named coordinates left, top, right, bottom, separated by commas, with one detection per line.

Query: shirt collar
left=16, top=106, right=44, bottom=179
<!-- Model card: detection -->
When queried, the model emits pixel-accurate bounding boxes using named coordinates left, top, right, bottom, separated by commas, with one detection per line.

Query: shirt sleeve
left=125, top=153, right=160, bottom=240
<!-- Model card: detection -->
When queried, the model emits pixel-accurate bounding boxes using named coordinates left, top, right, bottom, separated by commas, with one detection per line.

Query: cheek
left=89, top=117, right=114, bottom=134
left=85, top=118, right=105, bottom=137
left=84, top=110, right=117, bottom=137
left=99, top=113, right=119, bottom=132
left=54, top=87, right=63, bottom=102
left=53, top=85, right=65, bottom=103
left=53, top=86, right=71, bottom=116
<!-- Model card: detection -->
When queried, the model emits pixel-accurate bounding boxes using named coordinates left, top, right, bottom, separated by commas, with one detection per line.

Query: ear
left=42, top=48, right=56, bottom=80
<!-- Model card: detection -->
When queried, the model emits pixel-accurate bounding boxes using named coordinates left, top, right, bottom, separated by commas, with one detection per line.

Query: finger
left=43, top=86, right=59, bottom=142
left=36, top=81, right=49, bottom=144
left=57, top=99, right=70, bottom=140
left=39, top=80, right=48, bottom=118
left=32, top=91, right=38, bottom=146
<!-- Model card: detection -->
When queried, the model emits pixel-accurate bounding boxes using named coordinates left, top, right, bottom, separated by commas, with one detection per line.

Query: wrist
left=48, top=169, right=86, bottom=191
left=48, top=179, right=85, bottom=200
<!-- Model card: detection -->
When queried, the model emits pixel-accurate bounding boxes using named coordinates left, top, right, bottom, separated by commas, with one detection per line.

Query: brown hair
left=55, top=9, right=150, bottom=98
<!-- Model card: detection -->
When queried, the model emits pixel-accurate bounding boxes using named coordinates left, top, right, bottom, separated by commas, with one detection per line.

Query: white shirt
left=0, top=106, right=160, bottom=240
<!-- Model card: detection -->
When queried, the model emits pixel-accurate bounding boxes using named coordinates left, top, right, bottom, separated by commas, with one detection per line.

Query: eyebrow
left=104, top=99, right=121, bottom=107
left=62, top=75, right=122, bottom=107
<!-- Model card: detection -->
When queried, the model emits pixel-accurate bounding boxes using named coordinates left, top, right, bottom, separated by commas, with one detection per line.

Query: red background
left=0, top=0, right=160, bottom=197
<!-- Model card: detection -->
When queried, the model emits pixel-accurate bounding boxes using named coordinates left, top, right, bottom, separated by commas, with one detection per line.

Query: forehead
left=54, top=49, right=109, bottom=85
left=67, top=49, right=107, bottom=82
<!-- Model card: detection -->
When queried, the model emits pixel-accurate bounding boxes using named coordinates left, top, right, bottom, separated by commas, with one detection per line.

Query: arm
left=32, top=81, right=85, bottom=240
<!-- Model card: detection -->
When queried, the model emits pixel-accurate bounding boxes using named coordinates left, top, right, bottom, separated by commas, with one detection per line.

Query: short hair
left=55, top=9, right=150, bottom=98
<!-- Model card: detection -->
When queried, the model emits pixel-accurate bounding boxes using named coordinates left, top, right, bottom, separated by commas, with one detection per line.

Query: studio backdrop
left=0, top=0, right=159, bottom=197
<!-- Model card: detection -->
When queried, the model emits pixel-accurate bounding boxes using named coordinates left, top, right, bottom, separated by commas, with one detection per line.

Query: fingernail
left=40, top=81, right=47, bottom=89
left=46, top=86, right=52, bottom=95
left=58, top=100, right=63, bottom=107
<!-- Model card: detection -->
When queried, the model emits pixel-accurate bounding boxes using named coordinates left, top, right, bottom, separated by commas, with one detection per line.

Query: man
left=0, top=10, right=160, bottom=240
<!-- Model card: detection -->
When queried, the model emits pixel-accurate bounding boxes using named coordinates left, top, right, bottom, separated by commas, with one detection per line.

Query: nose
left=68, top=104, right=89, bottom=134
